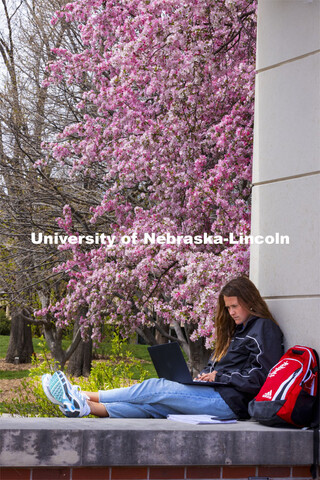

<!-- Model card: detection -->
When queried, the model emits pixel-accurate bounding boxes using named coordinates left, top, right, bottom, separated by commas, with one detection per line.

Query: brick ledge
left=0, top=417, right=317, bottom=467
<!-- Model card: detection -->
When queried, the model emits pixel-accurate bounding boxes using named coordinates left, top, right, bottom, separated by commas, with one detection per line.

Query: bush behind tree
left=0, top=310, right=11, bottom=336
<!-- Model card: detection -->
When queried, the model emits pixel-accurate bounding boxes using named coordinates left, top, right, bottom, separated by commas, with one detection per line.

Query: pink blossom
left=39, top=0, right=257, bottom=349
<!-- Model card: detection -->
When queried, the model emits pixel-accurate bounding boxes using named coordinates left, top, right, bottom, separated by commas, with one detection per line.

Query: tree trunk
left=67, top=315, right=92, bottom=377
left=154, top=321, right=170, bottom=344
left=182, top=324, right=212, bottom=376
left=188, top=337, right=212, bottom=377
left=67, top=338, right=92, bottom=377
left=5, top=307, right=34, bottom=363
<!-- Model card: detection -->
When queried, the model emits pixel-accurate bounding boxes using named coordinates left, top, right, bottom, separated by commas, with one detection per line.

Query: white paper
left=166, top=414, right=237, bottom=424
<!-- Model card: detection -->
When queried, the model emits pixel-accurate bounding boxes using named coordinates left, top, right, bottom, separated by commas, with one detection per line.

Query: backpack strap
left=310, top=350, right=319, bottom=480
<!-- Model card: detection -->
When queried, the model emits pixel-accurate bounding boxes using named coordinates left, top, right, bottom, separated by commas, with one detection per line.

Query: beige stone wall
left=250, top=0, right=320, bottom=350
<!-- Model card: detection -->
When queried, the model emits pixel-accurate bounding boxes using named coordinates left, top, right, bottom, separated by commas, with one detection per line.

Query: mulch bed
left=0, top=359, right=34, bottom=402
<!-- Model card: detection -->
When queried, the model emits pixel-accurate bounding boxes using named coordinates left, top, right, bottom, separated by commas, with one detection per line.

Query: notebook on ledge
left=147, top=341, right=227, bottom=387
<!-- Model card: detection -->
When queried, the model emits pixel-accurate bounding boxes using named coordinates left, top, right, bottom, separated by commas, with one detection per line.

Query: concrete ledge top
left=1, top=416, right=295, bottom=431
left=0, top=417, right=317, bottom=467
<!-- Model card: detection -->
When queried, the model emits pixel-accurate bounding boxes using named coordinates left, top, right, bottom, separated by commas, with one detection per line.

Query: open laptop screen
left=148, top=342, right=227, bottom=387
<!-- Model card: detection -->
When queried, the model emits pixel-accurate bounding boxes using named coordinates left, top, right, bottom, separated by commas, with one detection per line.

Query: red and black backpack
left=249, top=345, right=318, bottom=427
left=248, top=345, right=319, bottom=478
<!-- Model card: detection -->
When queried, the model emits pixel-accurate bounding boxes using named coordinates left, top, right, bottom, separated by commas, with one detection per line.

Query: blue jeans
left=98, top=378, right=237, bottom=419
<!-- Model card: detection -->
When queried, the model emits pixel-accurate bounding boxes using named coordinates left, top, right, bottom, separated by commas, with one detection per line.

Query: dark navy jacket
left=200, top=316, right=284, bottom=418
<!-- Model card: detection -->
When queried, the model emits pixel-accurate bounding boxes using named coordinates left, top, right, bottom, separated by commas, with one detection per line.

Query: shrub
left=2, top=332, right=149, bottom=417
left=0, top=309, right=10, bottom=335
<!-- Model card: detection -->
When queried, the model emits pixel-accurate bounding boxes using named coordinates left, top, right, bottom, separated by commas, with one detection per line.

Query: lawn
left=0, top=370, right=31, bottom=379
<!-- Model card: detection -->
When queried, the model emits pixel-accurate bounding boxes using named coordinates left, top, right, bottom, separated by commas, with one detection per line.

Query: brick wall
left=0, top=465, right=314, bottom=480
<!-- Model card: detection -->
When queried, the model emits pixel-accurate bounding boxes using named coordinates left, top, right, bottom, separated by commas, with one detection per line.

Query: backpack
left=248, top=345, right=319, bottom=479
left=248, top=345, right=318, bottom=428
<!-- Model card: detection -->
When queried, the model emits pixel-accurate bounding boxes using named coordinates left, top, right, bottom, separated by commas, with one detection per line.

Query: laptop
left=147, top=342, right=227, bottom=387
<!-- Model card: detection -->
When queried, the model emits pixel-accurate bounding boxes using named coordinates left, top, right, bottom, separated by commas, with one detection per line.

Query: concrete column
left=250, top=0, right=320, bottom=350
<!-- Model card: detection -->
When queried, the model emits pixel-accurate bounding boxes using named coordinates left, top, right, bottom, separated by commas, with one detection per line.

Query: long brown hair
left=214, top=276, right=277, bottom=361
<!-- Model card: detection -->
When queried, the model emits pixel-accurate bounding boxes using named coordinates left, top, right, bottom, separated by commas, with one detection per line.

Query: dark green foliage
left=0, top=310, right=10, bottom=335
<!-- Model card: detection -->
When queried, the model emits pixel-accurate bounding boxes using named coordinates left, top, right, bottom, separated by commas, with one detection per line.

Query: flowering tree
left=0, top=0, right=99, bottom=369
left=40, top=0, right=256, bottom=371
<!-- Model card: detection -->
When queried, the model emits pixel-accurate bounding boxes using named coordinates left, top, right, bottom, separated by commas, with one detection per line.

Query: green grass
left=127, top=343, right=155, bottom=362
left=0, top=370, right=30, bottom=379
left=0, top=335, right=11, bottom=357
left=94, top=340, right=153, bottom=360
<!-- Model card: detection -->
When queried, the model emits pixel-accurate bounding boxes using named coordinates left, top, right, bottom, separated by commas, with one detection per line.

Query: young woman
left=42, top=276, right=284, bottom=419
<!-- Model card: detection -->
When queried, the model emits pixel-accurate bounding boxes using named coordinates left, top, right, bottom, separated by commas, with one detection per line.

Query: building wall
left=0, top=465, right=315, bottom=480
left=250, top=0, right=320, bottom=351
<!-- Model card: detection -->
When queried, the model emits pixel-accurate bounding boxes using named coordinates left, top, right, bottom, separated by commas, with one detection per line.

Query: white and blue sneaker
left=42, top=374, right=60, bottom=405
left=42, top=371, right=90, bottom=418
left=42, top=371, right=74, bottom=405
